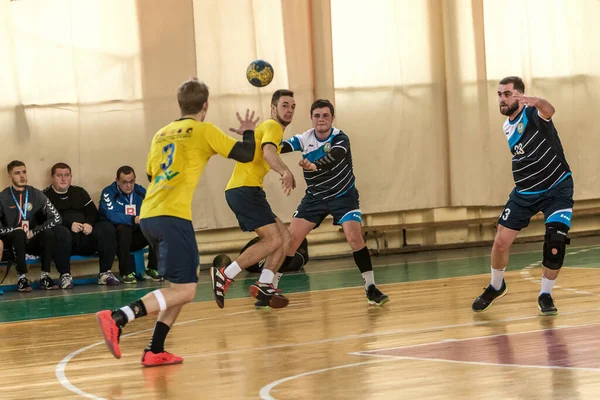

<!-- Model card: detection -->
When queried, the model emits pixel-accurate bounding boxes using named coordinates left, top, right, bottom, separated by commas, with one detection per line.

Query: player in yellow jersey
left=210, top=89, right=297, bottom=309
left=95, top=78, right=259, bottom=367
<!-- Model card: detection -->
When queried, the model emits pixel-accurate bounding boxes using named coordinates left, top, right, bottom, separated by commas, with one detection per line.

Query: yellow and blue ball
left=246, top=60, right=274, bottom=88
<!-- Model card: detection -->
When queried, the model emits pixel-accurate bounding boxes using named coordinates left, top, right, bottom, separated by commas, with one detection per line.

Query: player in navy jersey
left=270, top=99, right=388, bottom=306
left=472, top=76, right=574, bottom=315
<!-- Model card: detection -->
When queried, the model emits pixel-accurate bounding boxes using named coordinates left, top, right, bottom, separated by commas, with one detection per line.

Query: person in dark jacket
left=99, top=166, right=158, bottom=283
left=0, top=160, right=72, bottom=291
left=44, top=162, right=120, bottom=285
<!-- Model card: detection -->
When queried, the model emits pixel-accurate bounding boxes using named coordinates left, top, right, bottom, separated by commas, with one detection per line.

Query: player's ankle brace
left=353, top=246, right=372, bottom=273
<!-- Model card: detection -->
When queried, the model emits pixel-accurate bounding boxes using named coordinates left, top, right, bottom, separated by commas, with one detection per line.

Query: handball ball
left=246, top=60, right=274, bottom=87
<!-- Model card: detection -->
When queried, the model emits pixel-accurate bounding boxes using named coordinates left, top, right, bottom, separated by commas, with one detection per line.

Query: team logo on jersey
left=517, top=122, right=525, bottom=134
left=26, top=203, right=33, bottom=211
left=323, top=142, right=332, bottom=153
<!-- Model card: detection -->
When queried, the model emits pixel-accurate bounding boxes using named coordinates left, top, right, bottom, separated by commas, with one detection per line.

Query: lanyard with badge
left=10, top=187, right=29, bottom=233
left=124, top=192, right=137, bottom=216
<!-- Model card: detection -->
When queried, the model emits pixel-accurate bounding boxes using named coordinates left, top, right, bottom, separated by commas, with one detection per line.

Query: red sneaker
left=141, top=351, right=184, bottom=367
left=96, top=310, right=122, bottom=359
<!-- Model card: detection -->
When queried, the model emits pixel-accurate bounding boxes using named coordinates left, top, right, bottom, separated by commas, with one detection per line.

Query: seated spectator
left=0, top=160, right=73, bottom=291
left=43, top=162, right=120, bottom=285
left=99, top=165, right=159, bottom=283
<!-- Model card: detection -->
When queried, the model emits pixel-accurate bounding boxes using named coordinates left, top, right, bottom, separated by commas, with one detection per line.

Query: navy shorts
left=294, top=187, right=362, bottom=228
left=140, top=216, right=199, bottom=284
left=498, top=177, right=574, bottom=231
left=225, top=187, right=277, bottom=232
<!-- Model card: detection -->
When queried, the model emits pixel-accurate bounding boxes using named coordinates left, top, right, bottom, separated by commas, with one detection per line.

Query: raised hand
left=298, top=158, right=317, bottom=171
left=229, top=109, right=260, bottom=135
left=513, top=94, right=539, bottom=107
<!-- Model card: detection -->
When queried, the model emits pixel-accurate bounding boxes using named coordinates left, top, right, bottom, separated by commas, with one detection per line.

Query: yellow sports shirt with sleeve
left=226, top=119, right=283, bottom=190
left=141, top=118, right=236, bottom=220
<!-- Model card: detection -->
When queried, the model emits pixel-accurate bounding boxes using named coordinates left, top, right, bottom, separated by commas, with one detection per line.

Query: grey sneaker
left=60, top=273, right=75, bottom=289
left=98, top=271, right=120, bottom=286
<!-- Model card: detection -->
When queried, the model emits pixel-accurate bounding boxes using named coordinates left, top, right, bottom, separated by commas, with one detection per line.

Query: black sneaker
left=472, top=281, right=507, bottom=312
left=17, top=276, right=32, bottom=292
left=248, top=282, right=289, bottom=309
left=366, top=285, right=389, bottom=306
left=538, top=293, right=558, bottom=316
left=40, top=274, right=59, bottom=290
left=210, top=267, right=233, bottom=309
left=254, top=291, right=272, bottom=309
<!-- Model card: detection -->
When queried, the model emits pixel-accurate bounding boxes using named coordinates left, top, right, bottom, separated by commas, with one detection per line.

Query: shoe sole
left=248, top=285, right=289, bottom=309
left=142, top=359, right=184, bottom=368
left=210, top=268, right=225, bottom=309
left=538, top=305, right=558, bottom=316
left=472, top=287, right=508, bottom=312
left=368, top=296, right=390, bottom=306
left=18, top=287, right=32, bottom=292
left=95, top=311, right=121, bottom=359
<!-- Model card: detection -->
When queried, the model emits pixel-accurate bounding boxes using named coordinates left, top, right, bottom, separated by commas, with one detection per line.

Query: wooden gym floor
left=2, top=236, right=600, bottom=399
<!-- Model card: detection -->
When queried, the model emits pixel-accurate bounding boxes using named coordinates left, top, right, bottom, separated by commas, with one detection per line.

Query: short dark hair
left=116, top=165, right=136, bottom=180
left=177, top=78, right=209, bottom=116
left=7, top=160, right=25, bottom=174
left=310, top=99, right=335, bottom=117
left=271, top=89, right=294, bottom=107
left=499, top=76, right=525, bottom=93
left=51, top=162, right=71, bottom=176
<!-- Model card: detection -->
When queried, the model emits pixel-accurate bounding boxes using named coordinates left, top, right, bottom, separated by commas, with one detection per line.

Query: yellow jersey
left=226, top=119, right=283, bottom=190
left=141, top=118, right=237, bottom=221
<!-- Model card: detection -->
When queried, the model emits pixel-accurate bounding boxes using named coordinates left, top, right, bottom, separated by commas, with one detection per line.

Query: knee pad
left=543, top=223, right=570, bottom=270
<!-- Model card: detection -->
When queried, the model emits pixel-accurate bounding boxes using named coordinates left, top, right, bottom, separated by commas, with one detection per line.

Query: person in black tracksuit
left=0, top=160, right=72, bottom=291
left=43, top=163, right=120, bottom=286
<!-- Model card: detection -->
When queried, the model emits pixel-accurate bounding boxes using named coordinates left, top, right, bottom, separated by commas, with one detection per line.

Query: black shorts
left=294, top=187, right=361, bottom=228
left=225, top=187, right=277, bottom=232
left=140, top=216, right=199, bottom=284
left=498, top=177, right=574, bottom=231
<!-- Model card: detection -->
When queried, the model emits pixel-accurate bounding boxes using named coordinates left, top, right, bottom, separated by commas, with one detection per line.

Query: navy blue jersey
left=503, top=106, right=571, bottom=195
left=283, top=128, right=355, bottom=200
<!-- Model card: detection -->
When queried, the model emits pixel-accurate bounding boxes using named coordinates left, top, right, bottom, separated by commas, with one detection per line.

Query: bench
left=0, top=248, right=149, bottom=294
left=350, top=206, right=600, bottom=255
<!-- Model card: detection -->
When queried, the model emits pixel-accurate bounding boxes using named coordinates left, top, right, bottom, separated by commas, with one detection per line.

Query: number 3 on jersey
left=501, top=208, right=511, bottom=221
left=155, top=143, right=179, bottom=183
left=161, top=143, right=176, bottom=171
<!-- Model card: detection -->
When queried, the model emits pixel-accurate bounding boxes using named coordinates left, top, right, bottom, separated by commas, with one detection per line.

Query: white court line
left=350, top=353, right=600, bottom=373
left=351, top=320, right=600, bottom=354
left=258, top=358, right=399, bottom=400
